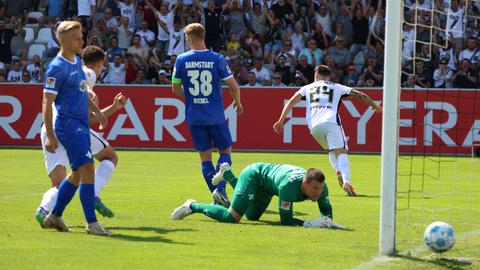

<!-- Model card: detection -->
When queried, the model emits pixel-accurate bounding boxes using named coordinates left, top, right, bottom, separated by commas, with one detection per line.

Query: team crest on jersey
left=79, top=80, right=88, bottom=92
left=280, top=201, right=291, bottom=210
left=46, top=77, right=56, bottom=88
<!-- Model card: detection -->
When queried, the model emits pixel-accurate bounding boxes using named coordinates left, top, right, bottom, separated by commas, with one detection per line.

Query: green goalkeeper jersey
left=248, top=162, right=332, bottom=226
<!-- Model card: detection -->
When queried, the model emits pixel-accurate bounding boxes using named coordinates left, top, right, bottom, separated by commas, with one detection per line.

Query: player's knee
left=245, top=210, right=262, bottom=221
left=245, top=213, right=261, bottom=221
left=109, top=150, right=118, bottom=166
left=82, top=162, right=95, bottom=171
left=49, top=166, right=67, bottom=187
left=198, top=150, right=213, bottom=162
left=67, top=172, right=80, bottom=185
left=225, top=213, right=239, bottom=223
left=333, top=148, right=348, bottom=156
left=228, top=207, right=242, bottom=223
left=77, top=163, right=95, bottom=183
left=95, top=147, right=118, bottom=166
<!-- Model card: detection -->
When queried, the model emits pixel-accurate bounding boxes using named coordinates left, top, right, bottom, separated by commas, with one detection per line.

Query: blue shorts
left=188, top=122, right=232, bottom=151
left=55, top=119, right=93, bottom=171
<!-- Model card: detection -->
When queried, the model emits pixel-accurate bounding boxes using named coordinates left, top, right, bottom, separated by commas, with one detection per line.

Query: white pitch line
left=0, top=192, right=43, bottom=201
left=350, top=230, right=480, bottom=270
left=348, top=255, right=399, bottom=270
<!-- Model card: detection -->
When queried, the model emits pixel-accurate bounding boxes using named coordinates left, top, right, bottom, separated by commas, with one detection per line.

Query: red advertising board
left=0, top=84, right=479, bottom=154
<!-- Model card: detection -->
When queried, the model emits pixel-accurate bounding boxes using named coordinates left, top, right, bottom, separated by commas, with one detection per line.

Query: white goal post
left=380, top=0, right=403, bottom=256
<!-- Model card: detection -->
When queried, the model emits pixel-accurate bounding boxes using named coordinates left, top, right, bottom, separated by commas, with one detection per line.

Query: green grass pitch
left=0, top=149, right=479, bottom=269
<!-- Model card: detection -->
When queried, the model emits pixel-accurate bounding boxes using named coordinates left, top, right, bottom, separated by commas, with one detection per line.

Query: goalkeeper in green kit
left=172, top=162, right=346, bottom=229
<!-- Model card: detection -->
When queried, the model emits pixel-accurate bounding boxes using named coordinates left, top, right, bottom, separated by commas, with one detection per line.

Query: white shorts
left=41, top=127, right=109, bottom=175
left=310, top=122, right=348, bottom=151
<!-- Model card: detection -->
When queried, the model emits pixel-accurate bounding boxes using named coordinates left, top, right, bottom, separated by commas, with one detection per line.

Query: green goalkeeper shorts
left=230, top=165, right=273, bottom=220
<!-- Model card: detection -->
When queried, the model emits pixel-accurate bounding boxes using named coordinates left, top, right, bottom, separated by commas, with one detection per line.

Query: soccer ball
left=424, top=221, right=456, bottom=253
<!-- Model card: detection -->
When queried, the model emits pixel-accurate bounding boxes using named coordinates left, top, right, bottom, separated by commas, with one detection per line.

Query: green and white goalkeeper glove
left=303, top=216, right=347, bottom=230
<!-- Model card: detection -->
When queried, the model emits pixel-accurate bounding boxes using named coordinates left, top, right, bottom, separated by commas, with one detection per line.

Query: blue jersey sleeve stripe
left=43, top=89, right=58, bottom=95
left=222, top=74, right=234, bottom=81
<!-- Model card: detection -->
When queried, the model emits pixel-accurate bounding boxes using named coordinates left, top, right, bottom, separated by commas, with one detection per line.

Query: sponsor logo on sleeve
left=79, top=80, right=87, bottom=92
left=46, top=77, right=56, bottom=89
left=226, top=65, right=232, bottom=74
left=280, top=201, right=291, bottom=210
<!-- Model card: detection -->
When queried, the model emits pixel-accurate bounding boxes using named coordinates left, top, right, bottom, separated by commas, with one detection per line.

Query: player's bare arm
left=42, top=93, right=58, bottom=153
left=172, top=82, right=185, bottom=98
left=88, top=97, right=108, bottom=129
left=104, top=93, right=127, bottom=116
left=349, top=89, right=383, bottom=113
left=225, top=77, right=243, bottom=114
left=273, top=92, right=303, bottom=133
left=88, top=89, right=99, bottom=105
left=89, top=93, right=127, bottom=124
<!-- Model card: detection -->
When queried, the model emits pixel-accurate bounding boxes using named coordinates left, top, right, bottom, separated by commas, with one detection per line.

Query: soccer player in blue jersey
left=172, top=23, right=243, bottom=207
left=42, top=21, right=112, bottom=236
left=35, top=46, right=127, bottom=228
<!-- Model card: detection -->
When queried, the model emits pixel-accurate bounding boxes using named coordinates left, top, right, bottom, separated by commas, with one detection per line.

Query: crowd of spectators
left=0, top=0, right=478, bottom=88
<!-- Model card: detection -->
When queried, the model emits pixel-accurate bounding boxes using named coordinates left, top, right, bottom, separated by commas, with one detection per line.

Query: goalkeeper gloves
left=303, top=216, right=347, bottom=230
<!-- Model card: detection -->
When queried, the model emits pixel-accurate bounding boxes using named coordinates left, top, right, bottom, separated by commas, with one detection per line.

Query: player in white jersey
left=445, top=0, right=465, bottom=54
left=167, top=18, right=186, bottom=56
left=273, top=65, right=382, bottom=196
left=35, top=46, right=127, bottom=227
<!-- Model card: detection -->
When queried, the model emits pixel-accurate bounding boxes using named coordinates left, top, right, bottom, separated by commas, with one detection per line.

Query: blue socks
left=50, top=179, right=97, bottom=224
left=52, top=179, right=78, bottom=217
left=201, top=154, right=232, bottom=193
left=201, top=161, right=216, bottom=193
left=216, top=153, right=232, bottom=171
left=215, top=153, right=232, bottom=192
left=79, top=184, right=97, bottom=223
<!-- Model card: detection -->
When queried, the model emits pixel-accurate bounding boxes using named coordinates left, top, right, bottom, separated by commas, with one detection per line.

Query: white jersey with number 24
left=296, top=80, right=352, bottom=129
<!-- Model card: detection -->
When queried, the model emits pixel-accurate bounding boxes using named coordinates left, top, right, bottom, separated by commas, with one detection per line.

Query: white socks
left=94, top=160, right=116, bottom=197
left=39, top=187, right=58, bottom=212
left=38, top=160, right=115, bottom=213
left=329, top=152, right=339, bottom=172
left=337, top=154, right=351, bottom=184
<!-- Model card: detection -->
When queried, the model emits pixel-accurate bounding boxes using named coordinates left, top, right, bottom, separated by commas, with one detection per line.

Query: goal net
left=380, top=0, right=480, bottom=259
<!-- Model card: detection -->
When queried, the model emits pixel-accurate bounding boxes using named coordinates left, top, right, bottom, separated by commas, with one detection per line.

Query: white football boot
left=211, top=162, right=232, bottom=186
left=86, top=221, right=114, bottom=236
left=171, top=199, right=197, bottom=220
left=44, top=213, right=70, bottom=232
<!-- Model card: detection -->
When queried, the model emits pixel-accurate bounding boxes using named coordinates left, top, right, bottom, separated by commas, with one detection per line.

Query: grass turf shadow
left=110, top=226, right=195, bottom=244
left=196, top=218, right=354, bottom=231
left=256, top=219, right=354, bottom=231
left=70, top=226, right=195, bottom=244
left=328, top=193, right=381, bottom=198
left=396, top=253, right=477, bottom=270
left=354, top=194, right=380, bottom=198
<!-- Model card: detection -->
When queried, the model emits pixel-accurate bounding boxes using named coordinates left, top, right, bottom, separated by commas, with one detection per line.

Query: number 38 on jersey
left=188, top=70, right=212, bottom=104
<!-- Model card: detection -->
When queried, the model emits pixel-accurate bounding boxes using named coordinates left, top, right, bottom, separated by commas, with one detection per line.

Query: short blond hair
left=56, top=21, right=82, bottom=39
left=184, top=23, right=205, bottom=41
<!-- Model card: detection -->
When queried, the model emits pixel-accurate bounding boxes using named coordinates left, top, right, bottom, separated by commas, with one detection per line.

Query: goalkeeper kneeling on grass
left=172, top=162, right=346, bottom=229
